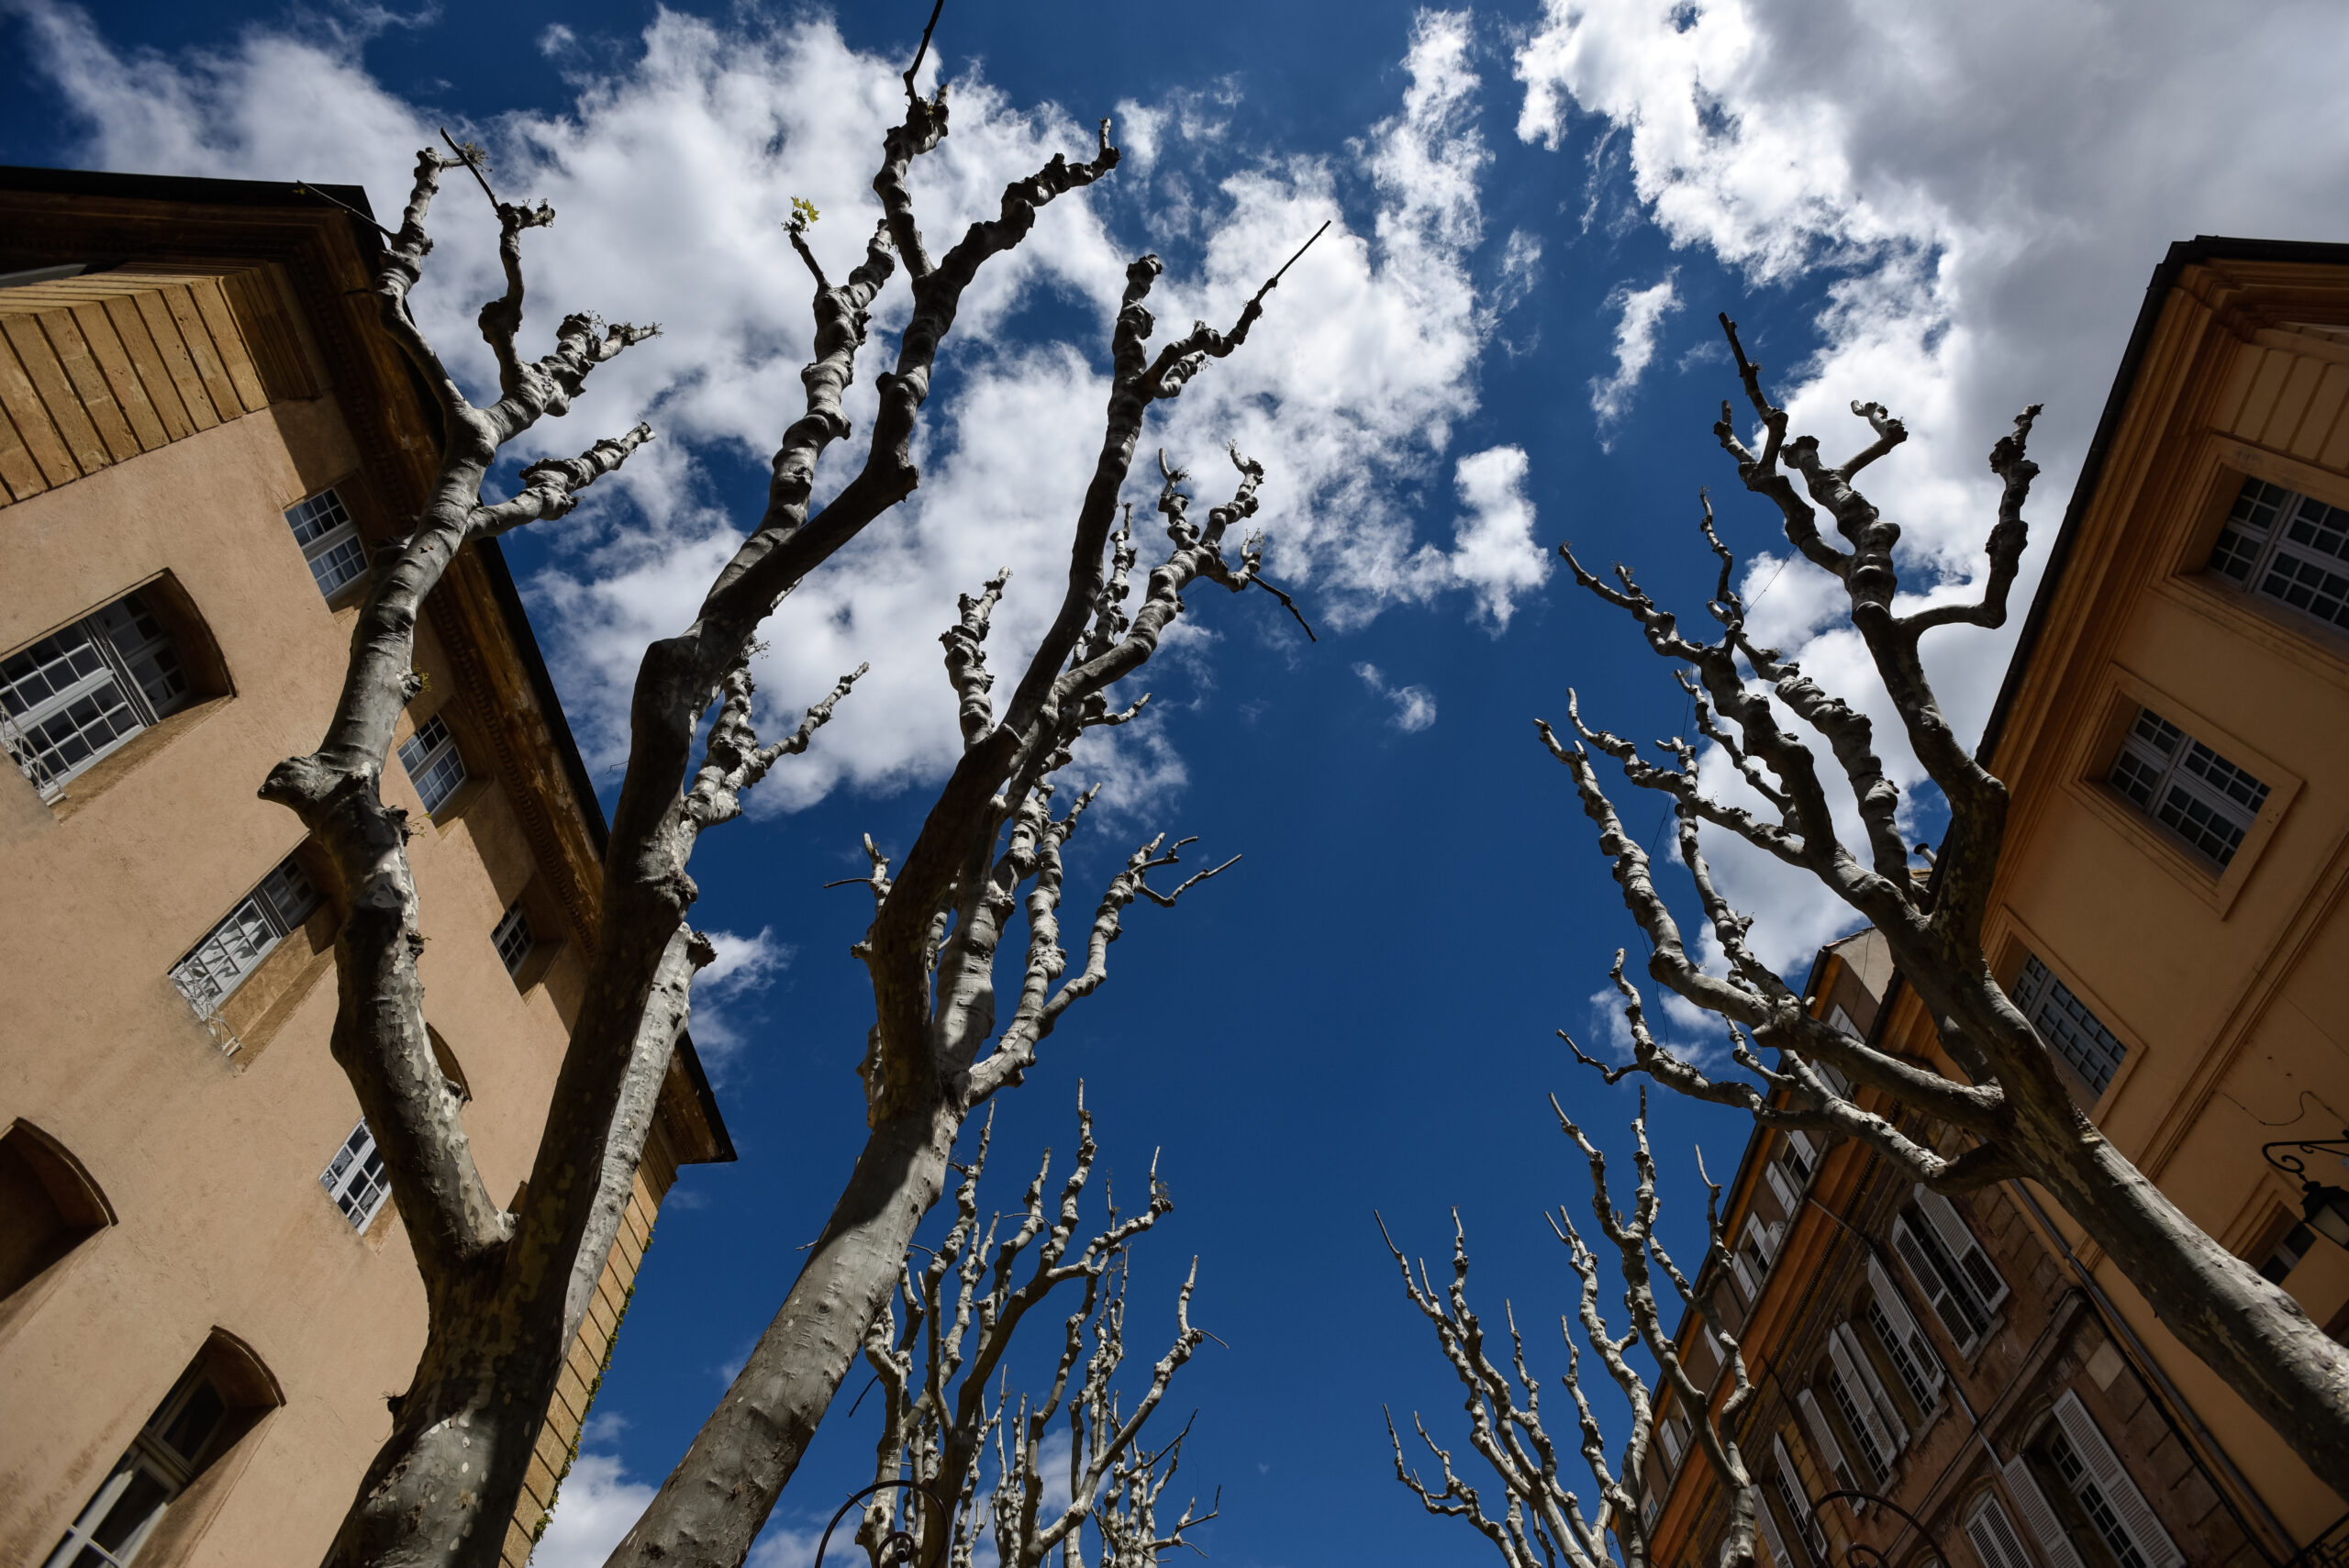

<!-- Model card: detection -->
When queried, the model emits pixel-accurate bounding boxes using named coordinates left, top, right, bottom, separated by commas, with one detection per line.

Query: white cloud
left=1354, top=662, right=1437, bottom=734
left=687, top=924, right=794, bottom=1072
left=1513, top=0, right=2349, bottom=971
left=17, top=3, right=1538, bottom=831
left=530, top=1449, right=653, bottom=1568
left=1588, top=272, right=1680, bottom=432
left=1420, top=444, right=1549, bottom=628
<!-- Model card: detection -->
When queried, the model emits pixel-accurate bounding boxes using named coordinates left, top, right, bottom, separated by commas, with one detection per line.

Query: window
left=45, top=1369, right=230, bottom=1567
left=2209, top=476, right=2349, bottom=632
left=396, top=714, right=467, bottom=816
left=1824, top=1362, right=1889, bottom=1484
left=2258, top=1220, right=2317, bottom=1284
left=2043, top=1392, right=2184, bottom=1568
left=1751, top=1484, right=1796, bottom=1568
left=1771, top=1435, right=1830, bottom=1564
left=320, top=1118, right=391, bottom=1231
left=1796, top=1389, right=1863, bottom=1501
left=1865, top=1258, right=1943, bottom=1412
left=1780, top=1129, right=1817, bottom=1183
left=3, top=591, right=191, bottom=798
left=1963, top=1494, right=2043, bottom=1568
left=1744, top=1215, right=1782, bottom=1276
left=1891, top=1189, right=2007, bottom=1355
left=2108, top=707, right=2269, bottom=868
left=1660, top=1411, right=1689, bottom=1467
left=2012, top=953, right=2129, bottom=1095
left=492, top=900, right=534, bottom=977
left=286, top=487, right=366, bottom=597
left=1, top=1120, right=114, bottom=1303
left=168, top=856, right=322, bottom=1025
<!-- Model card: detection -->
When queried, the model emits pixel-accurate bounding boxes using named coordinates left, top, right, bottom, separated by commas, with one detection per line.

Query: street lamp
left=2261, top=1129, right=2349, bottom=1250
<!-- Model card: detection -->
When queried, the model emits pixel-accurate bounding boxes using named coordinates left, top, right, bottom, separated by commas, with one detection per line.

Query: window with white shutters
left=1660, top=1412, right=1688, bottom=1467
left=1831, top=1322, right=1908, bottom=1453
left=1781, top=1128, right=1818, bottom=1182
left=2046, top=1392, right=2184, bottom=1568
left=1892, top=1211, right=1987, bottom=1351
left=2209, top=476, right=2349, bottom=633
left=2107, top=706, right=2269, bottom=869
left=3, top=590, right=192, bottom=799
left=2012, top=953, right=2129, bottom=1095
left=1965, top=1493, right=2054, bottom=1568
left=1752, top=1484, right=1793, bottom=1568
left=320, top=1118, right=391, bottom=1231
left=285, top=487, right=366, bottom=597
left=1825, top=1363, right=1889, bottom=1484
left=1865, top=1257, right=1944, bottom=1410
left=1798, top=1388, right=1863, bottom=1498
left=2002, top=1459, right=2089, bottom=1568
left=168, top=855, right=323, bottom=1027
left=1733, top=1249, right=1761, bottom=1304
left=1771, top=1435, right=1830, bottom=1563
left=396, top=714, right=467, bottom=816
left=1766, top=1158, right=1802, bottom=1217
left=1745, top=1215, right=1782, bottom=1273
left=1915, top=1189, right=2009, bottom=1309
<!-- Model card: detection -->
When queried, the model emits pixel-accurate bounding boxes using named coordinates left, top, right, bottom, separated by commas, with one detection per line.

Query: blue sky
left=9, top=0, right=2346, bottom=1563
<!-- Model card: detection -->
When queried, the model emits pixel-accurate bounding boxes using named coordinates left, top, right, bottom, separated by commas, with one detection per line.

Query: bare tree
left=267, top=17, right=1307, bottom=1566
left=1383, top=1093, right=1759, bottom=1568
left=1541, top=312, right=2349, bottom=1483
left=846, top=1092, right=1215, bottom=1568
left=607, top=418, right=1305, bottom=1563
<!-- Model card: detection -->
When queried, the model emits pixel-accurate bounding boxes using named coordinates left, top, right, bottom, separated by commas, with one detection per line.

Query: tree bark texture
left=1543, top=312, right=2349, bottom=1485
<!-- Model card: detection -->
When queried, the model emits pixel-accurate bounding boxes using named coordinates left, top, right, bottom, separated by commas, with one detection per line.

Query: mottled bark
left=1383, top=1095, right=1756, bottom=1568
left=1544, top=312, right=2349, bottom=1482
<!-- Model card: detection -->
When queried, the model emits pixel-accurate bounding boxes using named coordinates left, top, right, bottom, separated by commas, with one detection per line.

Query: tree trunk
left=605, top=1092, right=968, bottom=1568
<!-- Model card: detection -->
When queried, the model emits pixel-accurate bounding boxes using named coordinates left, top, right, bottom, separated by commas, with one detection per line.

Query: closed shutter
left=2052, top=1392, right=2185, bottom=1568
left=1752, top=1485, right=1791, bottom=1568
left=2003, top=1458, right=2089, bottom=1568
left=1832, top=1322, right=1908, bottom=1449
left=1916, top=1184, right=2009, bottom=1309
left=1866, top=1257, right=1944, bottom=1394
left=1734, top=1250, right=1760, bottom=1303
left=1766, top=1159, right=1801, bottom=1216
left=1797, top=1389, right=1860, bottom=1496
left=1891, top=1212, right=1985, bottom=1351
left=1965, top=1494, right=2040, bottom=1568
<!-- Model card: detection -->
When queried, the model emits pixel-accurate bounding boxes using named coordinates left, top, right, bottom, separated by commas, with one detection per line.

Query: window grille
left=44, top=1366, right=231, bottom=1568
left=1825, top=1365, right=1888, bottom=1484
left=286, top=487, right=366, bottom=597
left=1832, top=1322, right=1907, bottom=1449
left=1865, top=1257, right=1943, bottom=1408
left=2209, top=476, right=2349, bottom=631
left=320, top=1118, right=391, bottom=1231
left=493, top=901, right=534, bottom=976
left=1770, top=1435, right=1830, bottom=1564
left=3, top=592, right=190, bottom=799
left=168, top=855, right=322, bottom=1026
left=396, top=714, right=467, bottom=815
left=2108, top=706, right=2269, bottom=867
left=2012, top=953, right=2129, bottom=1094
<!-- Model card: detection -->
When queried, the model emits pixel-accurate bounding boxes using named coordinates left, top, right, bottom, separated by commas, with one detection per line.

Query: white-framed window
left=1659, top=1410, right=1689, bottom=1467
left=320, top=1118, right=391, bottom=1231
left=1751, top=1483, right=1795, bottom=1568
left=2209, top=475, right=2349, bottom=632
left=43, top=1365, right=231, bottom=1568
left=1780, top=1128, right=1817, bottom=1183
left=1865, top=1257, right=1943, bottom=1411
left=493, top=900, right=534, bottom=976
left=1770, top=1434, right=1830, bottom=1564
left=168, top=855, right=322, bottom=1027
left=2043, top=1391, right=2183, bottom=1568
left=286, top=487, right=366, bottom=597
left=2012, top=953, right=2128, bottom=1094
left=2108, top=706, right=2269, bottom=868
left=1744, top=1214, right=1782, bottom=1275
left=3, top=591, right=191, bottom=799
left=1796, top=1389, right=1863, bottom=1501
left=396, top=714, right=467, bottom=815
left=1831, top=1322, right=1907, bottom=1454
left=1823, top=1362, right=1889, bottom=1485
left=1891, top=1188, right=2009, bottom=1355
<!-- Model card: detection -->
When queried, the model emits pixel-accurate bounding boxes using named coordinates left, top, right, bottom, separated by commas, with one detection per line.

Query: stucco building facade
left=1641, top=236, right=2349, bottom=1567
left=0, top=168, right=731, bottom=1567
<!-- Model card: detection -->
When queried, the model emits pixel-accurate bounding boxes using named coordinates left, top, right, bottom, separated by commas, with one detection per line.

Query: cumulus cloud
left=687, top=926, right=794, bottom=1073
left=1588, top=271, right=1680, bottom=433
left=1354, top=662, right=1437, bottom=734
left=1513, top=0, right=2349, bottom=969
left=1422, top=444, right=1549, bottom=627
left=530, top=1416, right=653, bottom=1568
left=17, top=2, right=1538, bottom=828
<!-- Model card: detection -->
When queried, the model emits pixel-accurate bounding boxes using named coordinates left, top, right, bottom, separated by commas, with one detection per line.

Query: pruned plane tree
left=1383, top=1092, right=1762, bottom=1568
left=263, top=24, right=1317, bottom=1568
left=1538, top=311, right=2349, bottom=1484
left=850, top=1091, right=1216, bottom=1568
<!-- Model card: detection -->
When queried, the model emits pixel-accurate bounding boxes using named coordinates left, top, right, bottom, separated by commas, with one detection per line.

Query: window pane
left=288, top=490, right=366, bottom=596
left=493, top=903, right=534, bottom=976
left=169, top=895, right=281, bottom=1018
left=397, top=716, right=466, bottom=814
left=154, top=1381, right=227, bottom=1470
left=320, top=1119, right=391, bottom=1230
left=2013, top=953, right=2127, bottom=1093
left=260, top=856, right=321, bottom=929
left=2109, top=706, right=2267, bottom=868
left=86, top=1463, right=172, bottom=1552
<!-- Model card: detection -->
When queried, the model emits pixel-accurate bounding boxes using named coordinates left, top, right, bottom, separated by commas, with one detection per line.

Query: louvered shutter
left=2053, top=1392, right=2184, bottom=1568
left=1784, top=1128, right=1817, bottom=1177
left=1915, top=1184, right=2009, bottom=1309
left=1661, top=1413, right=1687, bottom=1466
left=1831, top=1322, right=1907, bottom=1449
left=1747, top=1215, right=1780, bottom=1270
left=1891, top=1212, right=1982, bottom=1351
left=1965, top=1494, right=2039, bottom=1568
left=2003, top=1459, right=2089, bottom=1568
left=1866, top=1257, right=1943, bottom=1393
left=1752, top=1485, right=1791, bottom=1568
left=1766, top=1159, right=1801, bottom=1215
left=1773, top=1434, right=1828, bottom=1563
left=1797, top=1389, right=1859, bottom=1495
left=1734, top=1250, right=1760, bottom=1303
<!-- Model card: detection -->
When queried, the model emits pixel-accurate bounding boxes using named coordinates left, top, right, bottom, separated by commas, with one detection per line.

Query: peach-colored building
left=0, top=168, right=731, bottom=1567
left=1638, top=237, right=2349, bottom=1567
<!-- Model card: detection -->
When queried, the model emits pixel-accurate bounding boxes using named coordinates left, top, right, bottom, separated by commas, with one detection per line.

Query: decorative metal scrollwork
left=1813, top=1488, right=1950, bottom=1565
left=811, top=1479, right=957, bottom=1568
